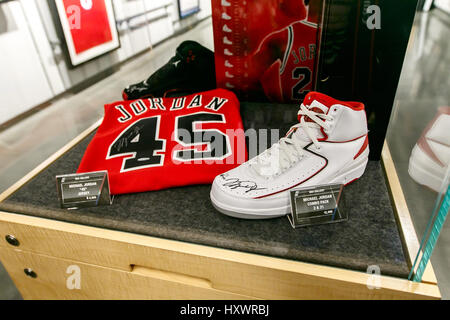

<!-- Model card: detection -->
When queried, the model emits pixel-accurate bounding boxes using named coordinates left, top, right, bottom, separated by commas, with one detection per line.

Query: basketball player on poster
left=247, top=0, right=320, bottom=103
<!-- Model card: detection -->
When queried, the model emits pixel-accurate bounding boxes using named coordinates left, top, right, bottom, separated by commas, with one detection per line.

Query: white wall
left=198, top=0, right=212, bottom=20
left=0, top=0, right=212, bottom=125
left=144, top=1, right=174, bottom=45
left=172, top=0, right=212, bottom=31
left=21, top=0, right=65, bottom=96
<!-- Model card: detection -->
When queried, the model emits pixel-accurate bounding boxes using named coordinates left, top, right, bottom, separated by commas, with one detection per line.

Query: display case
left=0, top=107, right=441, bottom=299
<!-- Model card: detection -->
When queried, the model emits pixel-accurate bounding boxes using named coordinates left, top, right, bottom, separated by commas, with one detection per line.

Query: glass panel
left=410, top=170, right=449, bottom=282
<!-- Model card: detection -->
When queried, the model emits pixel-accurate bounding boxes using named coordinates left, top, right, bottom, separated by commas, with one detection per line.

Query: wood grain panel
left=0, top=247, right=255, bottom=300
left=0, top=212, right=440, bottom=300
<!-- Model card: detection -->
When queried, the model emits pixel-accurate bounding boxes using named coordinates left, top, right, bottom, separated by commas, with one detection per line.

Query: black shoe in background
left=122, top=41, right=216, bottom=100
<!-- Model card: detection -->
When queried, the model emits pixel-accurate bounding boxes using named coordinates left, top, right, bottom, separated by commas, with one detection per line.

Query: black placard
left=288, top=183, right=347, bottom=228
left=56, top=171, right=112, bottom=209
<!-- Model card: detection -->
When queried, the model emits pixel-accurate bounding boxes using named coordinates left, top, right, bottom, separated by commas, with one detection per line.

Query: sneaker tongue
left=290, top=99, right=328, bottom=143
left=299, top=96, right=330, bottom=123
left=303, top=91, right=338, bottom=108
left=304, top=100, right=329, bottom=121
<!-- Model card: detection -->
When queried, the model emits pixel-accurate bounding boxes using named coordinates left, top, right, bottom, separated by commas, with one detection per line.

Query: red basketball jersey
left=260, top=20, right=318, bottom=102
left=77, top=89, right=247, bottom=195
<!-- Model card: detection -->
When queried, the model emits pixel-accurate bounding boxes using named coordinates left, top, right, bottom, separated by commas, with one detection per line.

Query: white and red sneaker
left=408, top=107, right=450, bottom=192
left=210, top=92, right=370, bottom=219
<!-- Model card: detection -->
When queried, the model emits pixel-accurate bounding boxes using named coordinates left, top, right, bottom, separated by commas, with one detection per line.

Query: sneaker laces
left=251, top=103, right=333, bottom=177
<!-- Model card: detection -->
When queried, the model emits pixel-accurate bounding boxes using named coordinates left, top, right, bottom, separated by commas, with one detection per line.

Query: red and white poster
left=55, top=0, right=119, bottom=67
left=212, top=0, right=322, bottom=103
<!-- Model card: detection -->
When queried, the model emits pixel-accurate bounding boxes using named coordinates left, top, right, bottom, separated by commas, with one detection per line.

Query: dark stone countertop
left=0, top=102, right=410, bottom=278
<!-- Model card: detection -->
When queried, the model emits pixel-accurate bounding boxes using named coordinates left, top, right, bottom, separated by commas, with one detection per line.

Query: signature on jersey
left=221, top=176, right=266, bottom=193
left=114, top=125, right=142, bottom=152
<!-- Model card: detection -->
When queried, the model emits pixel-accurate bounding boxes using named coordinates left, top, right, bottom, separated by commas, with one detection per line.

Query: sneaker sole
left=211, top=155, right=369, bottom=219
